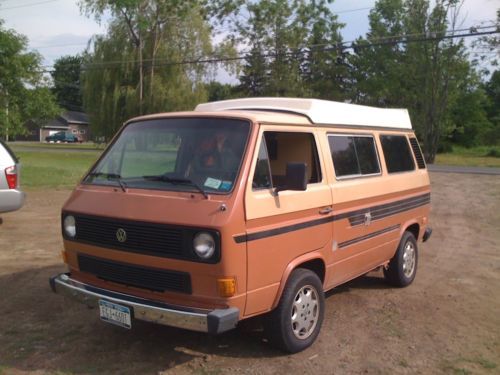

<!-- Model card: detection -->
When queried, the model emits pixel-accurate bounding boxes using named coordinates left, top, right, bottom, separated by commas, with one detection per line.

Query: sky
left=1, top=0, right=498, bottom=78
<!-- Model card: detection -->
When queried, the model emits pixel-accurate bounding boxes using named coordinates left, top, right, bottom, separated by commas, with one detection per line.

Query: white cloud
left=1, top=0, right=106, bottom=65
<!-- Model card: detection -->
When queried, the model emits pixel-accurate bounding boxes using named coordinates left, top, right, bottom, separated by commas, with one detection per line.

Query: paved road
left=428, top=164, right=500, bottom=175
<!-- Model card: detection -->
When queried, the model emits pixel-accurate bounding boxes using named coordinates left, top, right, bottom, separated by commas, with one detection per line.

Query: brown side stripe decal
left=338, top=224, right=400, bottom=249
left=233, top=192, right=429, bottom=243
left=348, top=193, right=430, bottom=226
left=234, top=216, right=332, bottom=244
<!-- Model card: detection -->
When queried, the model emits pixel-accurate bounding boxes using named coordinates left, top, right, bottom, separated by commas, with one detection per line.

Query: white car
left=0, top=140, right=25, bottom=214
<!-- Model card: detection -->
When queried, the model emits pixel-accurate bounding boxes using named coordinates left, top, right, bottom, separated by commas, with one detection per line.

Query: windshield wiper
left=88, top=172, right=127, bottom=192
left=143, top=174, right=208, bottom=199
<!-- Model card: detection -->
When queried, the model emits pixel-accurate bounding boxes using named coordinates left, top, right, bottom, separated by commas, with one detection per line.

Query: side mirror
left=274, top=162, right=308, bottom=195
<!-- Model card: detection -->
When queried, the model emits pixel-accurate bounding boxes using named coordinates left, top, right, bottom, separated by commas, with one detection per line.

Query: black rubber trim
left=423, top=227, right=432, bottom=242
left=338, top=224, right=400, bottom=249
left=207, top=308, right=239, bottom=334
left=234, top=193, right=430, bottom=243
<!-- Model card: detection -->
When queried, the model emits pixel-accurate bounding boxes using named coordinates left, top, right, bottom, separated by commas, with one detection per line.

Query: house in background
left=40, top=111, right=90, bottom=142
left=17, top=111, right=91, bottom=142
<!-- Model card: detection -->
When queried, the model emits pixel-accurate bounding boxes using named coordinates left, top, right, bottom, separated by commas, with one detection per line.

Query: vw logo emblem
left=116, top=228, right=127, bottom=243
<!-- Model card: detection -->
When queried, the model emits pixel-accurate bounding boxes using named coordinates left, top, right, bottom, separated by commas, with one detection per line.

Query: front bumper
left=49, top=273, right=239, bottom=334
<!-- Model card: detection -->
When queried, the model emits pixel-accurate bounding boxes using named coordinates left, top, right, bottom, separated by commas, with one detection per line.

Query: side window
left=409, top=137, right=426, bottom=169
left=380, top=135, right=415, bottom=173
left=252, top=137, right=272, bottom=189
left=328, top=134, right=380, bottom=178
left=252, top=132, right=322, bottom=190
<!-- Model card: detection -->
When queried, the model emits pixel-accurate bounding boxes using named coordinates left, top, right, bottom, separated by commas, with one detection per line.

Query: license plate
left=99, top=300, right=132, bottom=329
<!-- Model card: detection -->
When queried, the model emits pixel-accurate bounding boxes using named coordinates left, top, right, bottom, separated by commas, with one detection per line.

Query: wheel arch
left=402, top=221, right=420, bottom=242
left=271, top=252, right=326, bottom=310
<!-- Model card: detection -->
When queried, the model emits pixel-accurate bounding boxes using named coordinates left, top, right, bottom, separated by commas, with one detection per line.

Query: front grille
left=409, top=138, right=426, bottom=169
left=74, top=215, right=183, bottom=257
left=78, top=254, right=192, bottom=294
left=65, top=214, right=220, bottom=263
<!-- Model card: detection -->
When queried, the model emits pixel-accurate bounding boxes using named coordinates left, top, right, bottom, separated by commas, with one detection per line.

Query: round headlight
left=63, top=215, right=76, bottom=238
left=193, top=232, right=215, bottom=259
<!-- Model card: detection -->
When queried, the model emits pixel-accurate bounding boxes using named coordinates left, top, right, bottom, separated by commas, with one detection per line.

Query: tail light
left=5, top=165, right=18, bottom=189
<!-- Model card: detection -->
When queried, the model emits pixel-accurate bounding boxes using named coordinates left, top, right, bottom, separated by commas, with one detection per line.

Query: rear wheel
left=266, top=268, right=324, bottom=353
left=384, top=231, right=418, bottom=287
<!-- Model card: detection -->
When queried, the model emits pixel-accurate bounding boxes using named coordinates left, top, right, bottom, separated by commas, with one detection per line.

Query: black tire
left=384, top=231, right=418, bottom=287
left=266, top=268, right=325, bottom=353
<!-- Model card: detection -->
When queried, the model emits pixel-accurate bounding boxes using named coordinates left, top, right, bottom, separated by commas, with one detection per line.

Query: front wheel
left=266, top=268, right=325, bottom=353
left=384, top=231, right=418, bottom=287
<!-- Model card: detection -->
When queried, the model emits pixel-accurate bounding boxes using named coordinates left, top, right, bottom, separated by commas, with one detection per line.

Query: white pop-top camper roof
left=195, top=97, right=412, bottom=129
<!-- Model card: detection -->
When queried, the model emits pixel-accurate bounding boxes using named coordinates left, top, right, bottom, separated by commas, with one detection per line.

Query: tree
left=349, top=0, right=407, bottom=106
left=51, top=55, right=84, bottom=111
left=448, top=79, right=491, bottom=147
left=205, top=81, right=240, bottom=101
left=471, top=9, right=499, bottom=74
left=350, top=0, right=474, bottom=162
left=234, top=0, right=346, bottom=98
left=480, top=70, right=500, bottom=145
left=0, top=20, right=60, bottom=140
left=79, top=0, right=215, bottom=140
left=300, top=0, right=348, bottom=100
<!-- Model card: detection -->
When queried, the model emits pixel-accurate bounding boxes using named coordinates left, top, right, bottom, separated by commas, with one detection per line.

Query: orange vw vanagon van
left=50, top=98, right=431, bottom=353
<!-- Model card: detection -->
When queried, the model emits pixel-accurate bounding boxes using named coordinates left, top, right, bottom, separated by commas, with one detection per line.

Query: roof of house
left=194, top=98, right=412, bottom=129
left=43, top=117, right=67, bottom=129
left=41, top=111, right=89, bottom=129
left=60, top=111, right=89, bottom=124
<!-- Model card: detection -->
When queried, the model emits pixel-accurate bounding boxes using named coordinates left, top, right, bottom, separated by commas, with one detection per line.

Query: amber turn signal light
left=217, top=278, right=236, bottom=297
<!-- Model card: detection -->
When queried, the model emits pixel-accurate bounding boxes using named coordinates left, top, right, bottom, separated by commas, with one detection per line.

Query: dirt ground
left=0, top=172, right=499, bottom=375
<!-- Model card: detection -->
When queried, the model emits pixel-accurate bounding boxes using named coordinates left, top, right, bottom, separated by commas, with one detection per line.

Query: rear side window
left=409, top=137, right=426, bottom=169
left=0, top=140, right=19, bottom=163
left=328, top=135, right=380, bottom=178
left=252, top=131, right=322, bottom=190
left=380, top=135, right=415, bottom=173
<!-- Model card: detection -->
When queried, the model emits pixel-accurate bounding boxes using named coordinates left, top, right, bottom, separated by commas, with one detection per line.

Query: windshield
left=84, top=117, right=250, bottom=194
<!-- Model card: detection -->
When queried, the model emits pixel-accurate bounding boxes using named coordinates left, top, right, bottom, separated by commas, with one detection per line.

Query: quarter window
left=380, top=135, right=415, bottom=173
left=328, top=135, right=380, bottom=178
left=252, top=132, right=322, bottom=189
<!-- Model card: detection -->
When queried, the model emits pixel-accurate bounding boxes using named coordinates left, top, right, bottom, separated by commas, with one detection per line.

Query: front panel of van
left=60, top=116, right=257, bottom=316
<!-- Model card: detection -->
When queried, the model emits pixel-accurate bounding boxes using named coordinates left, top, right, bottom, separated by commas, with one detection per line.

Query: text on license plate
left=99, top=300, right=132, bottom=329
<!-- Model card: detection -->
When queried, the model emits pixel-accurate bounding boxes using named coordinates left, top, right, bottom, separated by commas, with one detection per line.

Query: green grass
left=440, top=356, right=497, bottom=374
left=9, top=141, right=106, bottom=150
left=18, top=150, right=101, bottom=189
left=435, top=145, right=500, bottom=168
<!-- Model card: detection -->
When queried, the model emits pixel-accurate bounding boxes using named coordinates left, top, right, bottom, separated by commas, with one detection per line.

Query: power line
left=0, top=0, right=58, bottom=10
left=38, top=26, right=499, bottom=73
left=334, top=7, right=372, bottom=15
left=32, top=42, right=89, bottom=49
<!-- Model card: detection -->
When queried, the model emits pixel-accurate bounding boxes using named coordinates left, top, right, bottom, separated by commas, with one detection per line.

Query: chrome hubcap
left=291, top=285, right=319, bottom=340
left=402, top=241, right=416, bottom=278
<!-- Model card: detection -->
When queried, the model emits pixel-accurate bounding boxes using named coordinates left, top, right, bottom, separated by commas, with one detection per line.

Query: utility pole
left=5, top=93, right=8, bottom=142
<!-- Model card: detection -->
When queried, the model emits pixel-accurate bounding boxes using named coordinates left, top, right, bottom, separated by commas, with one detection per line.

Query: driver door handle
left=319, top=206, right=333, bottom=215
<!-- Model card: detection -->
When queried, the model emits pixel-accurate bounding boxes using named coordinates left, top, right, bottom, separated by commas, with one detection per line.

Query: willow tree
left=80, top=0, right=214, bottom=140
